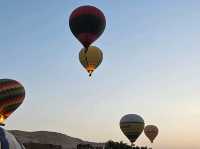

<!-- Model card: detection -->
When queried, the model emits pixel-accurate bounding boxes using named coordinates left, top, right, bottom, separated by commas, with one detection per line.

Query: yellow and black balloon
left=79, top=46, right=103, bottom=76
left=120, top=114, right=145, bottom=146
left=69, top=5, right=106, bottom=76
left=0, top=79, right=25, bottom=126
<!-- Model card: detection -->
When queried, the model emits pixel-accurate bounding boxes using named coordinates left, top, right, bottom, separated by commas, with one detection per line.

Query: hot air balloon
left=144, top=125, right=159, bottom=143
left=69, top=5, right=106, bottom=48
left=120, top=114, right=145, bottom=146
left=0, top=79, right=25, bottom=125
left=79, top=46, right=103, bottom=76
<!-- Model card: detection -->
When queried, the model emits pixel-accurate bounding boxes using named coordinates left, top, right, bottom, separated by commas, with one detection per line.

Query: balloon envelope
left=69, top=5, right=106, bottom=48
left=120, top=114, right=145, bottom=145
left=144, top=125, right=159, bottom=143
left=79, top=46, right=103, bottom=76
left=0, top=79, right=25, bottom=125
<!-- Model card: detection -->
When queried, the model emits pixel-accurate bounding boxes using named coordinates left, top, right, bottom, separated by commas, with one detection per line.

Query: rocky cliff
left=9, top=130, right=104, bottom=149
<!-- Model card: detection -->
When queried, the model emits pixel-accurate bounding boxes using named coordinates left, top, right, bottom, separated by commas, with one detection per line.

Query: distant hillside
left=9, top=130, right=104, bottom=149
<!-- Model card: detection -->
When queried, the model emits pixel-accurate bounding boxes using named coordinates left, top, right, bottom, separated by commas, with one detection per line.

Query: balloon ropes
left=69, top=5, right=106, bottom=77
left=120, top=114, right=145, bottom=147
left=0, top=79, right=25, bottom=126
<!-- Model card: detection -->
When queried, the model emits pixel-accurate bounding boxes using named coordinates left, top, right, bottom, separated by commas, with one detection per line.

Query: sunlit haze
left=0, top=1, right=200, bottom=149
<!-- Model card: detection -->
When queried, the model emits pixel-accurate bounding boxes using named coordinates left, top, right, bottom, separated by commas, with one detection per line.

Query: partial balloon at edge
left=0, top=79, right=25, bottom=126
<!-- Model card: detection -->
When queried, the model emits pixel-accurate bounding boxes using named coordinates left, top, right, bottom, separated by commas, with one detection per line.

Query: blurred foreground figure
left=0, top=127, right=25, bottom=149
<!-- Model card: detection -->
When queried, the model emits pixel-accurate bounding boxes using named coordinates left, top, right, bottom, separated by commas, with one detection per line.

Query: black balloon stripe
left=0, top=80, right=20, bottom=88
left=0, top=94, right=24, bottom=102
left=0, top=87, right=24, bottom=96
left=0, top=84, right=22, bottom=92
left=70, top=14, right=105, bottom=35
left=3, top=103, right=21, bottom=113
left=0, top=88, right=25, bottom=101
left=0, top=95, right=24, bottom=103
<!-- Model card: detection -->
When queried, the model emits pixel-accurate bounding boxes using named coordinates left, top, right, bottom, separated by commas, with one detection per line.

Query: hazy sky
left=0, top=0, right=200, bottom=149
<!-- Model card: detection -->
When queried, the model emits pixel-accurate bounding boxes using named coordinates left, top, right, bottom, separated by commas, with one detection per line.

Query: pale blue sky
left=1, top=1, right=200, bottom=149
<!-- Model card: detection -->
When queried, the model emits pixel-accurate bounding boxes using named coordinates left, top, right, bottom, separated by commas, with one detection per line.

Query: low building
left=132, top=147, right=148, bottom=149
left=23, top=142, right=62, bottom=149
left=77, top=144, right=103, bottom=149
